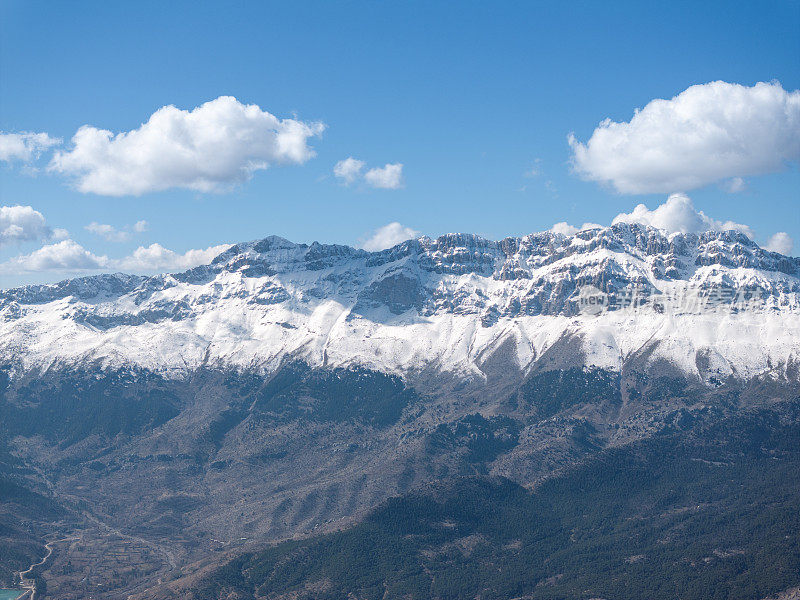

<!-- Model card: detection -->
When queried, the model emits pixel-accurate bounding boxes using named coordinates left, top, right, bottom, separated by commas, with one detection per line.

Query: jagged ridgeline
left=2, top=224, right=799, bottom=382
left=1, top=225, right=798, bottom=599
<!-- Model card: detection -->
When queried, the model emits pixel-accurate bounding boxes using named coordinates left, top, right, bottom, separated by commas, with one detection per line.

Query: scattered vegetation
left=0, top=368, right=180, bottom=445
left=250, top=363, right=418, bottom=427
left=517, top=367, right=621, bottom=420
left=428, top=414, right=521, bottom=463
left=193, top=402, right=800, bottom=600
left=0, top=472, right=64, bottom=587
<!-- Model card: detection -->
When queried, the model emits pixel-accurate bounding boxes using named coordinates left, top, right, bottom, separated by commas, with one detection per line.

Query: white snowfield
left=1, top=224, right=799, bottom=384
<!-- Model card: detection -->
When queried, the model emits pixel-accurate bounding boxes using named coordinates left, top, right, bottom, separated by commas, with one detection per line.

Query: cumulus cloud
left=85, top=220, right=149, bottom=242
left=549, top=221, right=602, bottom=236
left=569, top=81, right=800, bottom=194
left=0, top=132, right=61, bottom=163
left=551, top=196, right=793, bottom=256
left=333, top=158, right=403, bottom=189
left=549, top=222, right=578, bottom=236
left=0, top=240, right=108, bottom=273
left=612, top=193, right=754, bottom=237
left=364, top=163, right=404, bottom=189
left=0, top=238, right=231, bottom=275
left=360, top=222, right=420, bottom=251
left=49, top=96, right=325, bottom=196
left=1, top=205, right=56, bottom=246
left=333, top=157, right=365, bottom=184
left=112, top=243, right=232, bottom=272
left=764, top=232, right=794, bottom=255
left=85, top=222, right=132, bottom=242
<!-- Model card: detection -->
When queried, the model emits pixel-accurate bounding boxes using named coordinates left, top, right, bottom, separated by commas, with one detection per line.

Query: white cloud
left=551, top=196, right=795, bottom=257
left=549, top=221, right=602, bottom=236
left=333, top=157, right=365, bottom=184
left=49, top=96, right=325, bottom=196
left=0, top=239, right=231, bottom=275
left=549, top=222, right=578, bottom=236
left=334, top=158, right=404, bottom=189
left=723, top=177, right=747, bottom=194
left=364, top=163, right=404, bottom=189
left=0, top=205, right=55, bottom=246
left=569, top=81, right=800, bottom=194
left=360, top=222, right=420, bottom=251
left=612, top=193, right=754, bottom=237
left=0, top=132, right=61, bottom=163
left=85, top=222, right=132, bottom=242
left=764, top=232, right=794, bottom=255
left=111, top=243, right=232, bottom=272
left=0, top=240, right=108, bottom=273
left=85, top=219, right=149, bottom=242
left=554, top=196, right=794, bottom=256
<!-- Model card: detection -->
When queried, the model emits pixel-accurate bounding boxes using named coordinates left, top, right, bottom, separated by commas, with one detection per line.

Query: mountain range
left=1, top=223, right=798, bottom=599
left=3, top=223, right=799, bottom=381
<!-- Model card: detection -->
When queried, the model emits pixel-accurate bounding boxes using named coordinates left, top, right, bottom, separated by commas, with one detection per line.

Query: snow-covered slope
left=2, top=223, right=799, bottom=384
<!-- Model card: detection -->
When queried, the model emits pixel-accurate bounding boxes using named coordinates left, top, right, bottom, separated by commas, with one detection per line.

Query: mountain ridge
left=2, top=224, right=799, bottom=598
left=2, top=223, right=799, bottom=386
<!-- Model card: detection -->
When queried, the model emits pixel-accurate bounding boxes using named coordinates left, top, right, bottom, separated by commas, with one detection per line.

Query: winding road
left=16, top=537, right=79, bottom=600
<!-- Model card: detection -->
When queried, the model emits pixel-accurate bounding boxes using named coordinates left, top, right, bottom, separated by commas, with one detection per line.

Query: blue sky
left=1, top=0, right=798, bottom=287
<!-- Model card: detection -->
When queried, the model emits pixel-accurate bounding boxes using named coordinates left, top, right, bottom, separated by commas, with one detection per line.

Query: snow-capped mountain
left=2, top=222, right=799, bottom=385
left=3, top=223, right=800, bottom=598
